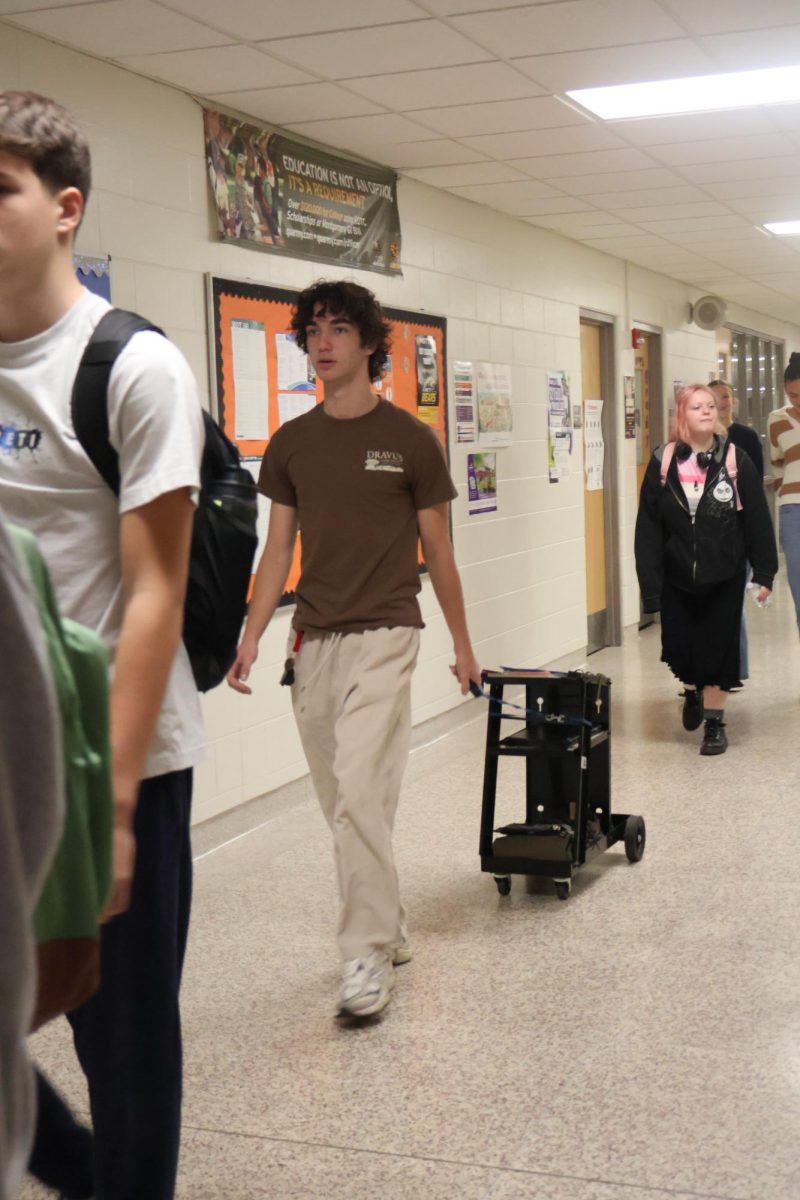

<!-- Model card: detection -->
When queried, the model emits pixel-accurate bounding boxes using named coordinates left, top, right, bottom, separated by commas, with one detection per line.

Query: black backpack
left=71, top=309, right=258, bottom=692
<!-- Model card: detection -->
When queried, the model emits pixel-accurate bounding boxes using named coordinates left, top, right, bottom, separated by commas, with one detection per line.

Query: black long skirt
left=660, top=571, right=746, bottom=691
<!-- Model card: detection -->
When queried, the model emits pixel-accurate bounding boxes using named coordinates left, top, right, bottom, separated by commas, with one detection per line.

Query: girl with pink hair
left=635, top=384, right=776, bottom=755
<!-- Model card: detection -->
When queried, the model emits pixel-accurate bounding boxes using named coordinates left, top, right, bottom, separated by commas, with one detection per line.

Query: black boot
left=681, top=687, right=704, bottom=731
left=700, top=717, right=728, bottom=756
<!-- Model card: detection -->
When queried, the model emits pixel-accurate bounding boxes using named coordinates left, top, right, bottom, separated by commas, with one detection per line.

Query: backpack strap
left=726, top=441, right=743, bottom=511
left=659, top=442, right=676, bottom=486
left=71, top=309, right=164, bottom=496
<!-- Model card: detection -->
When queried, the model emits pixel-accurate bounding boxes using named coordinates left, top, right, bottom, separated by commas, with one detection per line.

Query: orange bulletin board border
left=207, top=275, right=449, bottom=606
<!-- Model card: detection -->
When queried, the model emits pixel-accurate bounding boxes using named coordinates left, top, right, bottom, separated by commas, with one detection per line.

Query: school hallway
left=22, top=574, right=800, bottom=1200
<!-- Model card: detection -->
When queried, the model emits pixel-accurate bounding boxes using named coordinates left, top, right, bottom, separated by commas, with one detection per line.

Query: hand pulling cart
left=475, top=668, right=645, bottom=899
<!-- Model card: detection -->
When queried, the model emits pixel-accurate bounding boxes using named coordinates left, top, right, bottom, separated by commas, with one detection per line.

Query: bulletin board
left=206, top=275, right=449, bottom=604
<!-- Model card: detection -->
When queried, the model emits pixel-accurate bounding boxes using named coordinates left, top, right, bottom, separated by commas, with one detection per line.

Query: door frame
left=580, top=308, right=622, bottom=648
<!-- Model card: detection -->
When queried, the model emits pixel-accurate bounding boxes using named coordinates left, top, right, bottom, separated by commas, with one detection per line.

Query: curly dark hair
left=0, top=91, right=91, bottom=208
left=785, top=352, right=800, bottom=385
left=290, top=280, right=392, bottom=383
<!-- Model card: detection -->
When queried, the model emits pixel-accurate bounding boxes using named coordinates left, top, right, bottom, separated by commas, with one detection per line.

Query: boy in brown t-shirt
left=228, top=280, right=481, bottom=1019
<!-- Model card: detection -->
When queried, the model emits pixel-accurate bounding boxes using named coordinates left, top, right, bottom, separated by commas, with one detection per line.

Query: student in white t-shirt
left=0, top=90, right=205, bottom=1200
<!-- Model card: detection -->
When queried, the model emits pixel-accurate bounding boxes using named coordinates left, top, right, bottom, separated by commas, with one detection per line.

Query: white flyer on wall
left=547, top=369, right=573, bottom=482
left=453, top=359, right=477, bottom=443
left=476, top=361, right=512, bottom=447
left=584, top=399, right=604, bottom=491
left=231, top=318, right=269, bottom=441
left=276, top=332, right=316, bottom=393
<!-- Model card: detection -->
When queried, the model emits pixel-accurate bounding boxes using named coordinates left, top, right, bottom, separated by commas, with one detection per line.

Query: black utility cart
left=478, top=668, right=645, bottom=899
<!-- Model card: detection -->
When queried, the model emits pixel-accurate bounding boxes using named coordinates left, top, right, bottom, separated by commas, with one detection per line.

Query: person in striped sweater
left=767, top=353, right=800, bottom=635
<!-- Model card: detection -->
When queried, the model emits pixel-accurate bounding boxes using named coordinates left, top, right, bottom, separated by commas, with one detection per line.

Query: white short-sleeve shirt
left=0, top=289, right=206, bottom=778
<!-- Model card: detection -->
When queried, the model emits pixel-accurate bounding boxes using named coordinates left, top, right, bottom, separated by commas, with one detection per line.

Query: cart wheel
left=554, top=881, right=571, bottom=901
left=624, top=815, right=646, bottom=863
left=494, top=875, right=511, bottom=896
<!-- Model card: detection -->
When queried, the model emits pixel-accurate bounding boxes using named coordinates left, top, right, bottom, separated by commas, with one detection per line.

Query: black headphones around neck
left=675, top=435, right=717, bottom=469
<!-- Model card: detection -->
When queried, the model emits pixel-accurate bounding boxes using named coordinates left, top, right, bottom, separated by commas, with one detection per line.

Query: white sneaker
left=391, top=940, right=412, bottom=965
left=338, top=951, right=394, bottom=1018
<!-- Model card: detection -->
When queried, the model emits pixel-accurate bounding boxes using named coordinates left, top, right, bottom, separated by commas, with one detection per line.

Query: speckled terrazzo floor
left=20, top=577, right=800, bottom=1200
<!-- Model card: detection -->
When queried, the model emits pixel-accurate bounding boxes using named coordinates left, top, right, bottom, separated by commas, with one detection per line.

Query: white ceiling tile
left=0, top=0, right=111, bottom=8
left=701, top=26, right=800, bottom=70
left=445, top=179, right=565, bottom=215
left=700, top=176, right=800, bottom=199
left=5, top=0, right=230, bottom=56
left=681, top=157, right=800, bottom=183
left=404, top=162, right=531, bottom=186
left=670, top=228, right=774, bottom=245
left=546, top=167, right=685, bottom=194
left=567, top=221, right=649, bottom=239
left=459, top=123, right=626, bottom=160
left=453, top=0, right=683, bottom=57
left=160, top=0, right=427, bottom=40
left=420, top=0, right=546, bottom=12
left=729, top=197, right=800, bottom=221
left=382, top=140, right=490, bottom=169
left=608, top=109, right=778, bottom=146
left=752, top=274, right=800, bottom=292
left=347, top=62, right=545, bottom=110
left=403, top=97, right=585, bottom=138
left=491, top=196, right=596, bottom=216
left=515, top=39, right=715, bottom=92
left=638, top=215, right=753, bottom=234
left=120, top=46, right=313, bottom=93
left=207, top=83, right=382, bottom=125
left=589, top=185, right=711, bottom=209
left=285, top=113, right=443, bottom=149
left=609, top=201, right=730, bottom=223
left=664, top=0, right=800, bottom=36
left=532, top=210, right=631, bottom=231
left=705, top=25, right=800, bottom=72
left=761, top=102, right=800, bottom=133
left=648, top=133, right=797, bottom=167
left=513, top=147, right=660, bottom=178
left=580, top=233, right=675, bottom=250
left=257, top=21, right=491, bottom=80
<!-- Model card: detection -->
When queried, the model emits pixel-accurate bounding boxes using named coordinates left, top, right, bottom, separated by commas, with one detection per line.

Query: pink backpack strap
left=659, top=442, right=676, bottom=486
left=726, top=442, right=743, bottom=511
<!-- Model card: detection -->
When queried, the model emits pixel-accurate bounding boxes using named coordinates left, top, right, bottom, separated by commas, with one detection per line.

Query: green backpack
left=9, top=525, right=114, bottom=1027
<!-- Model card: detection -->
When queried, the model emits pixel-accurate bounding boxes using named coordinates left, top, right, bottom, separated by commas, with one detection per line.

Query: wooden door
left=581, top=322, right=606, bottom=653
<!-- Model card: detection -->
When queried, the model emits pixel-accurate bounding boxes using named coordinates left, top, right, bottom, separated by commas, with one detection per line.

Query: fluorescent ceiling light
left=763, top=220, right=800, bottom=236
left=568, top=64, right=800, bottom=120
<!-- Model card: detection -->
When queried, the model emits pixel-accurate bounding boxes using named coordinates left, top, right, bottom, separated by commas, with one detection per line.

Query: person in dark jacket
left=708, top=378, right=764, bottom=685
left=635, top=384, right=777, bottom=756
left=708, top=378, right=764, bottom=478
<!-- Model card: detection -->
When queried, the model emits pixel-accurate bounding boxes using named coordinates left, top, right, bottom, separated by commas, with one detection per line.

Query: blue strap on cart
left=468, top=669, right=595, bottom=729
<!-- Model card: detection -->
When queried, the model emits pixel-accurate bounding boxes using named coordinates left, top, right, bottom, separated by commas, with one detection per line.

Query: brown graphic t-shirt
left=258, top=400, right=457, bottom=632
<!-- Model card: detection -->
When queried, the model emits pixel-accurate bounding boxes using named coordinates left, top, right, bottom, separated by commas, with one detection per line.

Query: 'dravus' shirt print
left=259, top=399, right=457, bottom=633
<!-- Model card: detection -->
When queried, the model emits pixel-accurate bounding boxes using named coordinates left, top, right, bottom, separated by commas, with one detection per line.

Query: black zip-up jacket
left=635, top=436, right=777, bottom=612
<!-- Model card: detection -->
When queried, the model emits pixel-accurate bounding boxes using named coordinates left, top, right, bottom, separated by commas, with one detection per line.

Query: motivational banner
left=204, top=110, right=402, bottom=277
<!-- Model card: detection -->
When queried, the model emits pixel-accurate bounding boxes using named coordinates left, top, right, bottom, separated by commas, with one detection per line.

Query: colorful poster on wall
left=416, top=334, right=439, bottom=424
left=467, top=452, right=497, bottom=515
left=584, top=399, right=604, bottom=491
left=547, top=370, right=573, bottom=483
left=207, top=277, right=447, bottom=604
left=476, top=362, right=512, bottom=447
left=624, top=374, right=636, bottom=438
left=204, top=110, right=402, bottom=277
left=453, top=360, right=476, bottom=443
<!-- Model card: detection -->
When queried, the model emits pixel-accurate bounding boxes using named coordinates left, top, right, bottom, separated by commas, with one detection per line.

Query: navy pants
left=65, top=768, right=193, bottom=1200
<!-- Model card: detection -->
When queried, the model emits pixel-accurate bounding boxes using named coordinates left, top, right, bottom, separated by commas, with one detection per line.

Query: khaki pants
left=291, top=626, right=420, bottom=961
